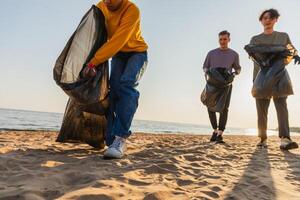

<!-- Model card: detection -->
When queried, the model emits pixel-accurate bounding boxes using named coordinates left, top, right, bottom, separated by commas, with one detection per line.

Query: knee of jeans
left=118, top=81, right=139, bottom=97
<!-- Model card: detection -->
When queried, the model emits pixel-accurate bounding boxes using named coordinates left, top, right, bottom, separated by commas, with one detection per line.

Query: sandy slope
left=0, top=131, right=299, bottom=200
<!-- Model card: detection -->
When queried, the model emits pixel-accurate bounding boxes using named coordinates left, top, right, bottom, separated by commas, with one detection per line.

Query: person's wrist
left=87, top=62, right=96, bottom=69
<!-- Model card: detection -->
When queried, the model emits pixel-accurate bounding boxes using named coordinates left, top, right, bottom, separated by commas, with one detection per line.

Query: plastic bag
left=245, top=44, right=293, bottom=99
left=53, top=6, right=108, bottom=148
left=201, top=68, right=234, bottom=112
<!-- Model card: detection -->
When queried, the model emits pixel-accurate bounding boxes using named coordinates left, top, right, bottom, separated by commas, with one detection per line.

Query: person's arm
left=249, top=36, right=256, bottom=45
left=287, top=34, right=298, bottom=56
left=250, top=36, right=260, bottom=81
left=233, top=53, right=241, bottom=74
left=203, top=52, right=210, bottom=73
left=89, top=5, right=140, bottom=66
left=286, top=34, right=300, bottom=65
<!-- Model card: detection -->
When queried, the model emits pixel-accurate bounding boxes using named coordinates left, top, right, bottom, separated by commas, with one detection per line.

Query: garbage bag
left=245, top=44, right=293, bottom=99
left=53, top=5, right=109, bottom=148
left=201, top=68, right=234, bottom=112
left=57, top=99, right=107, bottom=149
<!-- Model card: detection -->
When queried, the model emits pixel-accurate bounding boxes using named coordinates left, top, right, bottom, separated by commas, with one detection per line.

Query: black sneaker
left=216, top=134, right=225, bottom=144
left=210, top=132, right=218, bottom=142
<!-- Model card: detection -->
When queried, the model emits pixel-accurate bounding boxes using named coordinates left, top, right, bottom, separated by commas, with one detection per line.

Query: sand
left=0, top=131, right=299, bottom=200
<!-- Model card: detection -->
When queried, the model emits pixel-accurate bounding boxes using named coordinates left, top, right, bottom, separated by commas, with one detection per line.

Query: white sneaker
left=280, top=137, right=299, bottom=150
left=104, top=136, right=127, bottom=159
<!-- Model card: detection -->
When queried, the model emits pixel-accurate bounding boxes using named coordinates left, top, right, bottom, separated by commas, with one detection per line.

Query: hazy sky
left=1, top=0, right=300, bottom=129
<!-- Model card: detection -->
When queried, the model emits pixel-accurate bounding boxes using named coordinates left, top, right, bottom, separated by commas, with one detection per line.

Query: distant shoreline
left=1, top=108, right=300, bottom=135
left=0, top=128, right=58, bottom=132
left=274, top=127, right=300, bottom=133
left=290, top=127, right=300, bottom=133
left=1, top=130, right=299, bottom=137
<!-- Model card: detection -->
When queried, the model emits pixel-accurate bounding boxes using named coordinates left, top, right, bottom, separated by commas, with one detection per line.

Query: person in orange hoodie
left=85, top=0, right=148, bottom=159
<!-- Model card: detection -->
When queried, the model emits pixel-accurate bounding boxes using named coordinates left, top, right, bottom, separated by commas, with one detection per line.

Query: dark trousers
left=208, top=86, right=232, bottom=132
left=256, top=97, right=290, bottom=139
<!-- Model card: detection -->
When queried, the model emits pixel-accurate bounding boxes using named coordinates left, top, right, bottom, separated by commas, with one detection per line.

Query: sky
left=0, top=0, right=300, bottom=129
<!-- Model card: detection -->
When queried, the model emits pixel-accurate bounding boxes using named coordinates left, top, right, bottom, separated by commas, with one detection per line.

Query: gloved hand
left=83, top=63, right=97, bottom=78
left=235, top=68, right=241, bottom=75
left=294, top=55, right=300, bottom=65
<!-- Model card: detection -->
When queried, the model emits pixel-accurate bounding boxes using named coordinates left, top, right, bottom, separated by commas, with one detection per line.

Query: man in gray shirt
left=203, top=30, right=241, bottom=143
left=250, top=9, right=300, bottom=150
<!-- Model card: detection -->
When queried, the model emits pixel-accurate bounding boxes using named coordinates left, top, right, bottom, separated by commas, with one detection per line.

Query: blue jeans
left=106, top=51, right=148, bottom=146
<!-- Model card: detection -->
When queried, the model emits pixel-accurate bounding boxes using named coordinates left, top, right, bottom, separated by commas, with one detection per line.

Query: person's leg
left=273, top=97, right=298, bottom=150
left=104, top=52, right=147, bottom=159
left=111, top=52, right=148, bottom=139
left=219, top=109, right=228, bottom=132
left=273, top=97, right=290, bottom=138
left=256, top=98, right=270, bottom=141
left=105, top=54, right=126, bottom=146
left=216, top=86, right=232, bottom=143
left=219, top=86, right=232, bottom=133
left=208, top=109, right=218, bottom=142
left=208, top=109, right=218, bottom=130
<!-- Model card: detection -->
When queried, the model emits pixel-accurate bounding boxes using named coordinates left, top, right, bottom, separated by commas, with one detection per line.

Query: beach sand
left=0, top=131, right=299, bottom=200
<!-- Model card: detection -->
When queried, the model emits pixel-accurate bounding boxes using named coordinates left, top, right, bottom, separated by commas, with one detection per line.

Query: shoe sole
left=256, top=145, right=268, bottom=149
left=280, top=142, right=299, bottom=150
left=103, top=152, right=124, bottom=159
left=257, top=144, right=268, bottom=148
left=103, top=156, right=120, bottom=160
left=103, top=155, right=123, bottom=160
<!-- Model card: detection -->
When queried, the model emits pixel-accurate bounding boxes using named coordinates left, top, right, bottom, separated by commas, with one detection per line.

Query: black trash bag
left=201, top=68, right=234, bottom=112
left=53, top=6, right=109, bottom=148
left=57, top=99, right=107, bottom=149
left=244, top=44, right=293, bottom=99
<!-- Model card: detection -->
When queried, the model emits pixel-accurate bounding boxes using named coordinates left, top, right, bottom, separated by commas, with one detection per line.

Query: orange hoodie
left=90, top=0, right=148, bottom=66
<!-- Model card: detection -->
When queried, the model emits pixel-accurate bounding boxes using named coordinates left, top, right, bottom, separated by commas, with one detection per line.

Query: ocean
left=0, top=108, right=294, bottom=136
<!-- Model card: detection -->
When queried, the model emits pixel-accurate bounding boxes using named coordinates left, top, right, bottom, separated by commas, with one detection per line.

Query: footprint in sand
left=176, top=179, right=194, bottom=186
left=197, top=180, right=209, bottom=186
left=183, top=154, right=201, bottom=162
left=128, top=179, right=152, bottom=186
left=92, top=182, right=107, bottom=188
left=190, top=162, right=201, bottom=167
left=210, top=186, right=222, bottom=192
left=63, top=173, right=97, bottom=186
left=143, top=191, right=189, bottom=200
left=43, top=190, right=62, bottom=199
left=75, top=194, right=113, bottom=200
left=201, top=190, right=220, bottom=199
left=144, top=164, right=178, bottom=175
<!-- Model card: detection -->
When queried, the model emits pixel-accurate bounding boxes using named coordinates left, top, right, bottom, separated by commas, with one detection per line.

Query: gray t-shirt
left=203, top=48, right=241, bottom=72
left=250, top=31, right=297, bottom=80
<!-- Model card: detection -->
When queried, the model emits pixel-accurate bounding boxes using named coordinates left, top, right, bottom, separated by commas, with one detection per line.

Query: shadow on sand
left=224, top=148, right=276, bottom=200
left=283, top=151, right=300, bottom=189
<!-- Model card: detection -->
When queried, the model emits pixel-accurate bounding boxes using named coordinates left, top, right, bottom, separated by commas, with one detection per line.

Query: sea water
left=0, top=108, right=294, bottom=136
